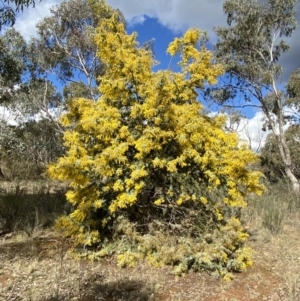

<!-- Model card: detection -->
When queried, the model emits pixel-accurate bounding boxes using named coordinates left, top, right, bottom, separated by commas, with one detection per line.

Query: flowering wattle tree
left=49, top=0, right=264, bottom=279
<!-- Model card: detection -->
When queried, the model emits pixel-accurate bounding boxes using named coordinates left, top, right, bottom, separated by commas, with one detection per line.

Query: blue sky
left=127, top=16, right=177, bottom=71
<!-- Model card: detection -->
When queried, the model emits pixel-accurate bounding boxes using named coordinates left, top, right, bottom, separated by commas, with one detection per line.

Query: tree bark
left=285, top=166, right=300, bottom=193
left=274, top=121, right=299, bottom=193
left=262, top=91, right=300, bottom=193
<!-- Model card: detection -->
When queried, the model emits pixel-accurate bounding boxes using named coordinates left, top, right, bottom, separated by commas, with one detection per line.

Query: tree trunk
left=285, top=166, right=300, bottom=193
left=263, top=94, right=300, bottom=194
left=276, top=130, right=300, bottom=193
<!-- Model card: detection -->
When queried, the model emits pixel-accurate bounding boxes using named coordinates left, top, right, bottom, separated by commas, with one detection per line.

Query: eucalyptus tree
left=0, top=0, right=126, bottom=179
left=212, top=0, right=299, bottom=192
left=28, top=0, right=125, bottom=102
left=0, top=28, right=64, bottom=178
left=0, top=28, right=26, bottom=177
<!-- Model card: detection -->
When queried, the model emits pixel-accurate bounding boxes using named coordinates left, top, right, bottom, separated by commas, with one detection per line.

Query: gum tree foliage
left=0, top=0, right=37, bottom=30
left=286, top=68, right=300, bottom=119
left=28, top=0, right=125, bottom=102
left=49, top=1, right=264, bottom=278
left=0, top=28, right=26, bottom=102
left=211, top=0, right=300, bottom=192
left=0, top=27, right=63, bottom=122
left=0, top=28, right=29, bottom=176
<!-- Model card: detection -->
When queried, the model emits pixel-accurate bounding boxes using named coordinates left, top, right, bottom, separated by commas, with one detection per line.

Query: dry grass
left=0, top=180, right=67, bottom=195
left=0, top=181, right=67, bottom=236
left=1, top=183, right=300, bottom=301
left=1, top=221, right=300, bottom=300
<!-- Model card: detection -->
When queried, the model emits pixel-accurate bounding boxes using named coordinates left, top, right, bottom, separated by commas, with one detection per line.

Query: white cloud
left=236, top=112, right=268, bottom=152
left=107, top=0, right=226, bottom=35
left=130, top=15, right=147, bottom=25
left=13, top=0, right=62, bottom=40
left=12, top=0, right=226, bottom=40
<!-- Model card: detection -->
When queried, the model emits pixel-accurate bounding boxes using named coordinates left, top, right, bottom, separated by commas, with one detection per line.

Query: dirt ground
left=1, top=214, right=300, bottom=301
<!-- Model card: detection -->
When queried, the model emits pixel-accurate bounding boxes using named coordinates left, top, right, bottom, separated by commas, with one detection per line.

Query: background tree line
left=0, top=0, right=124, bottom=179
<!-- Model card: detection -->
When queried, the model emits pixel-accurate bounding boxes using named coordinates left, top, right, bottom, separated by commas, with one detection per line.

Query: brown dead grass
left=1, top=211, right=300, bottom=301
